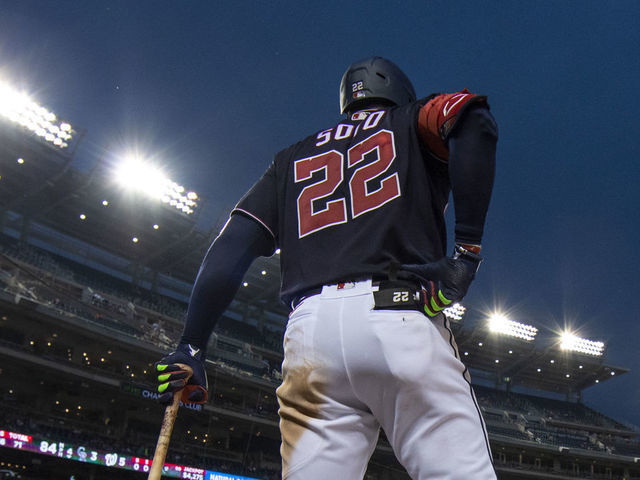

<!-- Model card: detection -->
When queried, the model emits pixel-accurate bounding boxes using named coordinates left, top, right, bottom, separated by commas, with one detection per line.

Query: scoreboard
left=0, top=429, right=261, bottom=480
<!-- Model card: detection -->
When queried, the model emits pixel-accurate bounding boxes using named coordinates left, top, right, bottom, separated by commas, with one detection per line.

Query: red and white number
left=295, top=130, right=400, bottom=238
left=348, top=130, right=399, bottom=218
left=294, top=150, right=347, bottom=238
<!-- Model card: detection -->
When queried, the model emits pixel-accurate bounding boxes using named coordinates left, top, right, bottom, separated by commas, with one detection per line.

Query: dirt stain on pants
left=276, top=363, right=325, bottom=476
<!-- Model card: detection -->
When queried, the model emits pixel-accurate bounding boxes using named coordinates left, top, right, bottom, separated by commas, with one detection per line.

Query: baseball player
left=154, top=56, right=498, bottom=479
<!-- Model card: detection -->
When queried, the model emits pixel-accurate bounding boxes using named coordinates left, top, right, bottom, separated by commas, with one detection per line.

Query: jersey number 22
left=294, top=129, right=400, bottom=238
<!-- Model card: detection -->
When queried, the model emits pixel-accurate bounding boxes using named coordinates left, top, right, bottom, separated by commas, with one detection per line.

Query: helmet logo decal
left=352, top=81, right=366, bottom=99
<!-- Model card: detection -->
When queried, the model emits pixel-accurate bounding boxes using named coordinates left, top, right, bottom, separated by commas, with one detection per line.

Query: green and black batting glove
left=400, top=244, right=483, bottom=317
left=153, top=342, right=209, bottom=405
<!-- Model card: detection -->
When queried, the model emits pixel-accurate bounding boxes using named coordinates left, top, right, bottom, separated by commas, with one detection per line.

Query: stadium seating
left=1, top=236, right=286, bottom=354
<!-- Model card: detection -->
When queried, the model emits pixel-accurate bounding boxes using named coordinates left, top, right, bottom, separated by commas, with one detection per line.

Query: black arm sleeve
left=448, top=105, right=498, bottom=245
left=179, top=213, right=275, bottom=350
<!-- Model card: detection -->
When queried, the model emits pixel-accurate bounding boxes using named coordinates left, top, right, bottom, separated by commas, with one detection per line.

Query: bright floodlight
left=114, top=157, right=198, bottom=214
left=559, top=331, right=604, bottom=356
left=0, top=80, right=73, bottom=148
left=443, top=303, right=466, bottom=321
left=488, top=313, right=538, bottom=341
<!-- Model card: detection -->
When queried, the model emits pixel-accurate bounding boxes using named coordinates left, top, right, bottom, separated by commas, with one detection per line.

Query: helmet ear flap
left=339, top=57, right=416, bottom=114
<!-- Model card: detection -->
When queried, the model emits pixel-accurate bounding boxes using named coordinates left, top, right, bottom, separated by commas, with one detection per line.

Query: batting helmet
left=339, top=56, right=416, bottom=114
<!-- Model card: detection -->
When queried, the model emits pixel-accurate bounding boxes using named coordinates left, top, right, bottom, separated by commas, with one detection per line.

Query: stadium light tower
left=114, top=156, right=199, bottom=214
left=559, top=331, right=605, bottom=356
left=0, top=80, right=74, bottom=148
left=443, top=303, right=466, bottom=321
left=487, top=312, right=538, bottom=341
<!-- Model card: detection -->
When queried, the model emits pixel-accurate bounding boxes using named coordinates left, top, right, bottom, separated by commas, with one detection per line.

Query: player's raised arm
left=153, top=213, right=275, bottom=404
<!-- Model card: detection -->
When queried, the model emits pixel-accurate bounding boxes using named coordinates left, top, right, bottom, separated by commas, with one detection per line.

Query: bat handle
left=148, top=363, right=193, bottom=480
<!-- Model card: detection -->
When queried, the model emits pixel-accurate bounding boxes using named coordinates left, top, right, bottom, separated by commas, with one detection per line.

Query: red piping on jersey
left=232, top=208, right=276, bottom=240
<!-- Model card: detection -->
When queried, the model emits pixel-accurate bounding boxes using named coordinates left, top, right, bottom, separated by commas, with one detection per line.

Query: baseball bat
left=148, top=363, right=193, bottom=480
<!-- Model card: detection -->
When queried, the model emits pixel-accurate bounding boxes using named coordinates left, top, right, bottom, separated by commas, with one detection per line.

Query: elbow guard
left=418, top=89, right=488, bottom=162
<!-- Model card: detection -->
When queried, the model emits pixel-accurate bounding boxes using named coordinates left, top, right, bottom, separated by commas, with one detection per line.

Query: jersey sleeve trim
left=231, top=208, right=276, bottom=240
left=418, top=89, right=488, bottom=163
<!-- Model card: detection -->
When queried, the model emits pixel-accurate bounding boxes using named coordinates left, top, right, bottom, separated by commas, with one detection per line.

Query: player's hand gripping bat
left=148, top=363, right=193, bottom=480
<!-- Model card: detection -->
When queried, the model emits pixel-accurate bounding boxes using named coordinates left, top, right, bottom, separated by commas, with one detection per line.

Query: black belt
left=290, top=280, right=426, bottom=313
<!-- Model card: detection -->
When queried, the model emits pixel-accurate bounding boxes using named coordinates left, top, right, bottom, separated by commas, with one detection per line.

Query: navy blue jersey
left=234, top=97, right=474, bottom=304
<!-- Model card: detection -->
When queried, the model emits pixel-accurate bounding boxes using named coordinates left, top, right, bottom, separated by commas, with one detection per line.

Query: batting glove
left=400, top=244, right=482, bottom=317
left=154, top=342, right=209, bottom=405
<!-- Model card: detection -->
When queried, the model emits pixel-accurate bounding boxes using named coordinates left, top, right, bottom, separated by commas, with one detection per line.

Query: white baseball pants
left=276, top=280, right=496, bottom=480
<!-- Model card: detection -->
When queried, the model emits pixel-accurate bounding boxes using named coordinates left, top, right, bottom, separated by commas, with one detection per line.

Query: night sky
left=1, top=1, right=639, bottom=428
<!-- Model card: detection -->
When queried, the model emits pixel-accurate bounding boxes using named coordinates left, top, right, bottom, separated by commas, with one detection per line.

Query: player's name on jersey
left=315, top=110, right=386, bottom=146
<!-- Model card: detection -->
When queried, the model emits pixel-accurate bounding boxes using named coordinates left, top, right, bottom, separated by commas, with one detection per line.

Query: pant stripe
left=440, top=314, right=496, bottom=471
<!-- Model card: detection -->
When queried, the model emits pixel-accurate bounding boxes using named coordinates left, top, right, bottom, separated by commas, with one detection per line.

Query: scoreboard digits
left=2, top=428, right=252, bottom=480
